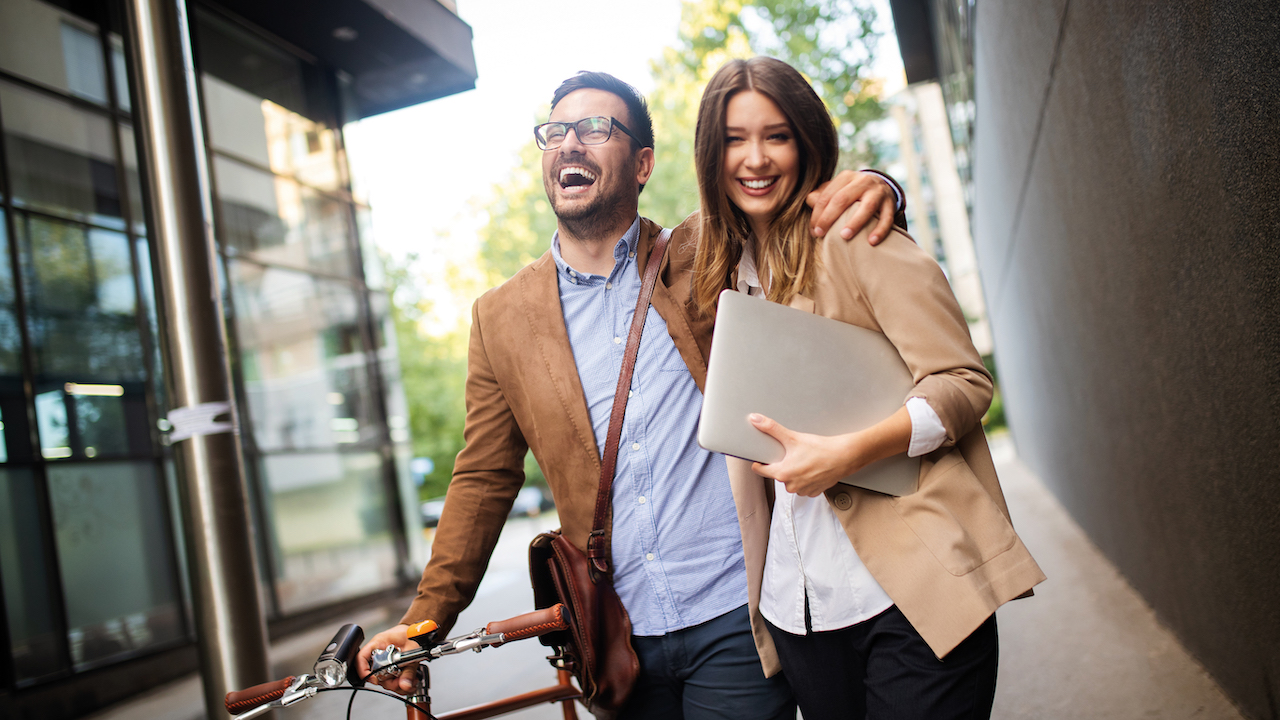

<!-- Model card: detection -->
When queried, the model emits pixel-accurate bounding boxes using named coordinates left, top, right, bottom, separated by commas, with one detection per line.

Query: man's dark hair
left=551, top=71, right=655, bottom=151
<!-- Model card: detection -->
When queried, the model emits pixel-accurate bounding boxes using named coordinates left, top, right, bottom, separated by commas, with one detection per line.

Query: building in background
left=889, top=1, right=1279, bottom=718
left=0, top=1, right=475, bottom=717
left=881, top=79, right=991, bottom=355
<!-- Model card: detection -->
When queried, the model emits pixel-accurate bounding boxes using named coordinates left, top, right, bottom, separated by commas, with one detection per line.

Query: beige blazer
left=401, top=218, right=715, bottom=635
left=720, top=215, right=1046, bottom=676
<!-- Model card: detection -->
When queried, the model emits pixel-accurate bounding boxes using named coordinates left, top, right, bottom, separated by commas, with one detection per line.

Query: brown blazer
left=719, top=213, right=1046, bottom=675
left=401, top=218, right=715, bottom=635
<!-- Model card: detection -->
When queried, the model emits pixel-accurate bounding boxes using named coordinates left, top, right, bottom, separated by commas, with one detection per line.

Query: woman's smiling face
left=721, top=90, right=799, bottom=238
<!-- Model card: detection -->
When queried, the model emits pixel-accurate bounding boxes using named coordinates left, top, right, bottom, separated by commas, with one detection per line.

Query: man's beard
left=546, top=165, right=636, bottom=240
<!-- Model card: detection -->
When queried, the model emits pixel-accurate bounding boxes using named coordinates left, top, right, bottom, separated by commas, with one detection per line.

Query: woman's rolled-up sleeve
left=819, top=214, right=993, bottom=448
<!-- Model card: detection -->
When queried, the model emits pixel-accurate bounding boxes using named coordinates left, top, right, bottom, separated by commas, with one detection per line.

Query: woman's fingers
left=748, top=413, right=792, bottom=442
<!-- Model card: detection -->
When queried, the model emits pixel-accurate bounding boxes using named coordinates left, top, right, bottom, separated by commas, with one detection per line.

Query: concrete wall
left=971, top=2, right=1280, bottom=718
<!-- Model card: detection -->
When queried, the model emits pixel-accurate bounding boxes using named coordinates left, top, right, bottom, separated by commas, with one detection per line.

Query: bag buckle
left=586, top=529, right=610, bottom=578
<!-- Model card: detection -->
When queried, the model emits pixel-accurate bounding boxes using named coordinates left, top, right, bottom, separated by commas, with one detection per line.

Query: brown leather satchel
left=528, top=228, right=672, bottom=718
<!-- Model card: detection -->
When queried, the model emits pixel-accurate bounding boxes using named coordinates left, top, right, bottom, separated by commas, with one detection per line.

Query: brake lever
left=235, top=675, right=321, bottom=720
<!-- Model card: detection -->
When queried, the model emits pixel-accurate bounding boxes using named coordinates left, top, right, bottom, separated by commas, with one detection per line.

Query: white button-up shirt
left=735, top=245, right=947, bottom=634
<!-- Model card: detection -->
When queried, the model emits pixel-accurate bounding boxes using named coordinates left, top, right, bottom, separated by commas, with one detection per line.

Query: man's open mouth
left=559, top=166, right=598, bottom=189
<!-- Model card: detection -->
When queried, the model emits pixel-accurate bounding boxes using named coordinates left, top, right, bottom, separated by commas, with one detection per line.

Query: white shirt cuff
left=860, top=169, right=903, bottom=214
left=906, top=397, right=947, bottom=457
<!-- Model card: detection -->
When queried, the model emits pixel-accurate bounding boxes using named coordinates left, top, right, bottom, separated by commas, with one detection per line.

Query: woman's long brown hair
left=691, top=56, right=839, bottom=317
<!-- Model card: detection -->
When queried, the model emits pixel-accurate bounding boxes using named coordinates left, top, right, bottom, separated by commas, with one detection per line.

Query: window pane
left=110, top=33, right=130, bottom=112
left=119, top=124, right=146, bottom=235
left=17, top=217, right=143, bottom=379
left=194, top=9, right=313, bottom=121
left=260, top=451, right=397, bottom=613
left=0, top=467, right=66, bottom=682
left=0, top=212, right=33, bottom=464
left=16, top=216, right=152, bottom=459
left=0, top=1, right=107, bottom=106
left=202, top=75, right=342, bottom=193
left=355, top=206, right=384, bottom=290
left=0, top=82, right=123, bottom=229
left=0, top=211, right=23, bottom=374
left=46, top=461, right=184, bottom=669
left=214, top=156, right=354, bottom=276
left=228, top=261, right=377, bottom=451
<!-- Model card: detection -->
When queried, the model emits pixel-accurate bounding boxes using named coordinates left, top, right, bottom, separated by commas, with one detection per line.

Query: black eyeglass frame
left=533, top=116, right=650, bottom=150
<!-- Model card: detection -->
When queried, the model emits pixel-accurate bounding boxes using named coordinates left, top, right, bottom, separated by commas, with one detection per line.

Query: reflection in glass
left=46, top=461, right=184, bottom=669
left=0, top=82, right=123, bottom=228
left=0, top=467, right=66, bottom=681
left=17, top=217, right=143, bottom=380
left=35, top=390, right=70, bottom=459
left=0, top=211, right=22, bottom=372
left=229, top=261, right=377, bottom=451
left=109, top=34, right=130, bottom=112
left=0, top=1, right=107, bottom=106
left=259, top=451, right=397, bottom=613
left=16, top=216, right=152, bottom=458
left=60, top=20, right=107, bottom=104
left=119, top=124, right=146, bottom=234
left=202, top=75, right=342, bottom=192
left=355, top=207, right=384, bottom=290
left=213, top=156, right=353, bottom=275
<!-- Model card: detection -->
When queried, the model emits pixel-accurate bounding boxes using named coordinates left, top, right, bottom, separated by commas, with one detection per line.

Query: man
left=357, top=72, right=905, bottom=719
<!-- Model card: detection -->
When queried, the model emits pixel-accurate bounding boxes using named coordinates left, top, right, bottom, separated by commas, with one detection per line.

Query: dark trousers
left=765, top=605, right=998, bottom=720
left=619, top=604, right=795, bottom=720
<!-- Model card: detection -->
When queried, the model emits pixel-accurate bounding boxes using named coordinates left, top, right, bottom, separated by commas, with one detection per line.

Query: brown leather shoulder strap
left=586, top=227, right=672, bottom=577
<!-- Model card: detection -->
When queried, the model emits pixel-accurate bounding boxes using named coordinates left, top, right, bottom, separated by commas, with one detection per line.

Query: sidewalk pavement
left=87, top=435, right=1245, bottom=719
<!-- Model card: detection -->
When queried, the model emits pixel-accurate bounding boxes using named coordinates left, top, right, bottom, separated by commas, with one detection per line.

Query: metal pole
left=121, top=0, right=270, bottom=716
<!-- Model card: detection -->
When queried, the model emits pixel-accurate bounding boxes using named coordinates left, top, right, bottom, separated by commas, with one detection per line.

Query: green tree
left=383, top=251, right=469, bottom=499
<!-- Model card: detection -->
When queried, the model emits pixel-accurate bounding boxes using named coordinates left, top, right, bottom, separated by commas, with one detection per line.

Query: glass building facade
left=0, top=0, right=474, bottom=716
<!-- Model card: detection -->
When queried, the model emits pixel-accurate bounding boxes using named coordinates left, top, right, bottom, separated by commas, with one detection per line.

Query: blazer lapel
left=641, top=221, right=711, bottom=390
left=519, top=252, right=601, bottom=469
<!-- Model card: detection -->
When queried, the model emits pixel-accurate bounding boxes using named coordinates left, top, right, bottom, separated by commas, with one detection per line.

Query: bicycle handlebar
left=225, top=605, right=571, bottom=715
left=225, top=676, right=296, bottom=715
left=485, top=604, right=567, bottom=644
left=370, top=603, right=569, bottom=680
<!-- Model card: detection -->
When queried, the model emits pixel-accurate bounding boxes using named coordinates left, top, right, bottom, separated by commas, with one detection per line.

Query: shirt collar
left=551, top=217, right=642, bottom=281
left=736, top=242, right=765, bottom=296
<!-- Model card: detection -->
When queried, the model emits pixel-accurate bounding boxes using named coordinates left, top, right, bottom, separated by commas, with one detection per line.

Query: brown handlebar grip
left=225, top=676, right=295, bottom=715
left=485, top=603, right=568, bottom=642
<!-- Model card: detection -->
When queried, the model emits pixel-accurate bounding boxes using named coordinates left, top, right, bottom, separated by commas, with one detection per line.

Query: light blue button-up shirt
left=551, top=218, right=747, bottom=636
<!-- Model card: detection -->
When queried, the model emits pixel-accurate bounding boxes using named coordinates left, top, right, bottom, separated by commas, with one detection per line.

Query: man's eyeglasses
left=533, top=116, right=648, bottom=151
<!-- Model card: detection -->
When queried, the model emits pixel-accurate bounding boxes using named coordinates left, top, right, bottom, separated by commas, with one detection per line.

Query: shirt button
left=638, top=496, right=646, bottom=504
left=832, top=492, right=853, bottom=511
left=569, top=270, right=576, bottom=277
left=628, top=390, right=633, bottom=398
left=606, top=282, right=613, bottom=289
left=629, top=251, right=635, bottom=258
left=645, top=553, right=654, bottom=561
left=614, top=337, right=621, bottom=344
left=631, top=442, right=640, bottom=451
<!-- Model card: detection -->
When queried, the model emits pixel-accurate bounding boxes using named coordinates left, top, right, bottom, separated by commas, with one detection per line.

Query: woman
left=686, top=56, right=1045, bottom=719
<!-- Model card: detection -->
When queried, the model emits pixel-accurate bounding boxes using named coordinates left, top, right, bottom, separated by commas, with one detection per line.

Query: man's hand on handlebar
left=356, top=624, right=420, bottom=694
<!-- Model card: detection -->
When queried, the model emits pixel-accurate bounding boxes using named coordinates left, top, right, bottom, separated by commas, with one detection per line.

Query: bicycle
left=225, top=603, right=581, bottom=720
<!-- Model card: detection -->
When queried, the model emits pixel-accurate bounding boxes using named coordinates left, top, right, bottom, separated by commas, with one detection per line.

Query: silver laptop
left=698, top=289, right=920, bottom=496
